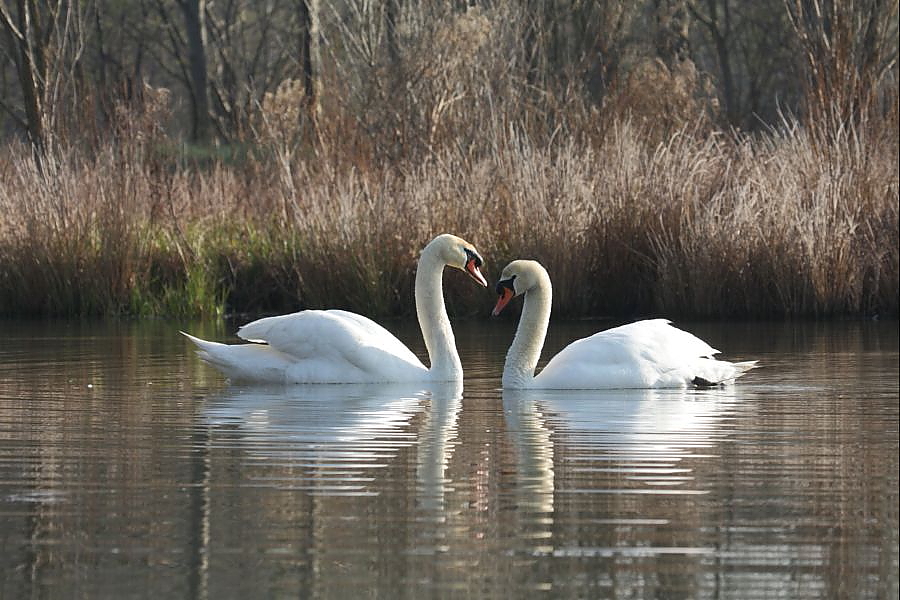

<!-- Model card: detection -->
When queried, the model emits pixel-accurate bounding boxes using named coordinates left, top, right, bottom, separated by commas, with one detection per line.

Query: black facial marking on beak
left=464, top=248, right=483, bottom=268
left=495, top=276, right=516, bottom=297
left=492, top=276, right=517, bottom=316
left=463, top=247, right=488, bottom=287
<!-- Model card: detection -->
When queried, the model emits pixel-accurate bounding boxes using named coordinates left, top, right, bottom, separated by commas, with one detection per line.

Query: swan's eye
left=495, top=276, right=516, bottom=296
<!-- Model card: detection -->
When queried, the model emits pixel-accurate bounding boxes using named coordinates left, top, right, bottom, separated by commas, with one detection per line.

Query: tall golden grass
left=0, top=101, right=896, bottom=319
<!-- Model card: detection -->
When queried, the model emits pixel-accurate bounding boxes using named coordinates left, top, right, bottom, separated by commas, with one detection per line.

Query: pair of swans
left=184, top=234, right=756, bottom=388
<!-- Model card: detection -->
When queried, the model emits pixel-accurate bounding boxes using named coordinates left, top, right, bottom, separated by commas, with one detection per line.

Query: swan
left=183, top=234, right=487, bottom=383
left=492, top=260, right=757, bottom=389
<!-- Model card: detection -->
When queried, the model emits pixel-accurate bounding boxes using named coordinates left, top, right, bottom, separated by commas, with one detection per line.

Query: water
left=0, top=318, right=897, bottom=599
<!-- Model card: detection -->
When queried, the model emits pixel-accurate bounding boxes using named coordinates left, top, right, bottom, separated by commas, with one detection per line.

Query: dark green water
left=0, top=318, right=897, bottom=598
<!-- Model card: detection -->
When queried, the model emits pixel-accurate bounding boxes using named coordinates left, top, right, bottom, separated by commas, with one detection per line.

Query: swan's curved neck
left=503, top=276, right=552, bottom=388
left=416, top=247, right=461, bottom=380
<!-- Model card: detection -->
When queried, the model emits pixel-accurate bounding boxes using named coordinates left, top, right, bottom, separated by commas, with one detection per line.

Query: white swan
left=492, top=260, right=757, bottom=389
left=183, top=234, right=487, bottom=383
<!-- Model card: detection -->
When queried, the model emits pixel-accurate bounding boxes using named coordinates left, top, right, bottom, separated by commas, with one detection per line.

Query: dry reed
left=0, top=106, right=896, bottom=318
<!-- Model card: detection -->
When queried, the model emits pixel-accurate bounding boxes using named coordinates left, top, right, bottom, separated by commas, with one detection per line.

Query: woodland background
left=0, top=0, right=897, bottom=318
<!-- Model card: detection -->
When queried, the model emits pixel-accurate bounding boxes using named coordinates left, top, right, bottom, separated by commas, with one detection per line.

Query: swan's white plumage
left=182, top=332, right=301, bottom=382
left=183, top=234, right=486, bottom=384
left=496, top=261, right=757, bottom=389
left=236, top=309, right=427, bottom=382
left=534, top=319, right=750, bottom=389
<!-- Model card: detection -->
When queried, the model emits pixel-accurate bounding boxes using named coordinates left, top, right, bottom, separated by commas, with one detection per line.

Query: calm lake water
left=0, top=317, right=897, bottom=599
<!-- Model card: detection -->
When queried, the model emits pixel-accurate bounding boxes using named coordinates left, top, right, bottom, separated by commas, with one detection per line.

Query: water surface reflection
left=504, top=386, right=738, bottom=500
left=0, top=319, right=895, bottom=599
left=201, top=381, right=461, bottom=506
left=502, top=387, right=741, bottom=568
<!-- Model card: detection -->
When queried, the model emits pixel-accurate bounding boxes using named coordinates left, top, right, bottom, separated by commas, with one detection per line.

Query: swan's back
left=533, top=319, right=753, bottom=389
left=186, top=310, right=429, bottom=384
left=239, top=310, right=423, bottom=365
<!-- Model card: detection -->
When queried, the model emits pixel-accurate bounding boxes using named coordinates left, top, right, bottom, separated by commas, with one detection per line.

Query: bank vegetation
left=0, top=1, right=897, bottom=318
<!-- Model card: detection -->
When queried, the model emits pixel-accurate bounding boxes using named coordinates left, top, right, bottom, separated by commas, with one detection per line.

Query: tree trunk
left=178, top=0, right=211, bottom=142
left=385, top=0, right=401, bottom=66
left=654, top=0, right=690, bottom=68
left=0, top=0, right=47, bottom=155
left=298, top=0, right=320, bottom=127
left=698, top=0, right=737, bottom=124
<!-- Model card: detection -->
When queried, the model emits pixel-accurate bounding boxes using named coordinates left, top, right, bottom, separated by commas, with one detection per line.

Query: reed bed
left=0, top=116, right=896, bottom=319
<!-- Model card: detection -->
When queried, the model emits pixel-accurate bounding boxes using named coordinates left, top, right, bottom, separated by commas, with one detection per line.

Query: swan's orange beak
left=465, top=256, right=488, bottom=287
left=492, top=287, right=514, bottom=316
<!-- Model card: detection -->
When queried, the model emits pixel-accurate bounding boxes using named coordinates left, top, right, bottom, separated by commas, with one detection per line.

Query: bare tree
left=147, top=0, right=306, bottom=144
left=87, top=1, right=157, bottom=132
left=689, top=0, right=736, bottom=121
left=298, top=0, right=320, bottom=127
left=785, top=0, right=899, bottom=127
left=0, top=0, right=86, bottom=156
left=522, top=0, right=636, bottom=103
left=654, top=0, right=691, bottom=67
left=178, top=0, right=211, bottom=142
left=147, top=0, right=206, bottom=142
left=689, top=1, right=806, bottom=128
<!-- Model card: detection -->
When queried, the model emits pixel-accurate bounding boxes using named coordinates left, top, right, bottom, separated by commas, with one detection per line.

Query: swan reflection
left=201, top=381, right=462, bottom=501
left=503, top=386, right=740, bottom=512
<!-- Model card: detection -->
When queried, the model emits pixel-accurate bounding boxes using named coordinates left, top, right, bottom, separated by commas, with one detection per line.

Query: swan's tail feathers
left=180, top=331, right=231, bottom=368
left=181, top=331, right=292, bottom=382
left=732, top=360, right=759, bottom=377
left=693, top=359, right=759, bottom=388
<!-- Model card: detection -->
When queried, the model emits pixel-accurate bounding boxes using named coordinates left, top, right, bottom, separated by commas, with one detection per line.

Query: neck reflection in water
left=502, top=387, right=739, bottom=516
left=201, top=381, right=462, bottom=508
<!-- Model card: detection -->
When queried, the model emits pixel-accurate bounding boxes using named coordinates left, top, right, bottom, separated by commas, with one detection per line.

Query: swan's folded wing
left=236, top=310, right=427, bottom=378
left=536, top=333, right=661, bottom=388
left=535, top=319, right=723, bottom=389
left=609, top=319, right=719, bottom=359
